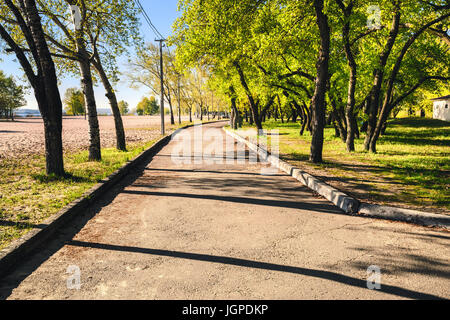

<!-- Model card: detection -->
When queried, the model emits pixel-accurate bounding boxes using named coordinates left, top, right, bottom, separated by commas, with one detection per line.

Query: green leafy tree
left=128, top=43, right=178, bottom=124
left=118, top=100, right=129, bottom=115
left=0, top=0, right=65, bottom=175
left=0, top=70, right=26, bottom=120
left=33, top=0, right=142, bottom=154
left=63, top=87, right=85, bottom=116
left=136, top=96, right=159, bottom=116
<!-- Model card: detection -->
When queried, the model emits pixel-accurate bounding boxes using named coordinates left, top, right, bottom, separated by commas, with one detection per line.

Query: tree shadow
left=379, top=136, right=449, bottom=147
left=144, top=167, right=287, bottom=177
left=0, top=220, right=47, bottom=230
left=388, top=118, right=450, bottom=129
left=0, top=130, right=24, bottom=134
left=64, top=240, right=445, bottom=300
left=347, top=245, right=450, bottom=281
left=121, top=189, right=342, bottom=214
left=31, top=173, right=92, bottom=184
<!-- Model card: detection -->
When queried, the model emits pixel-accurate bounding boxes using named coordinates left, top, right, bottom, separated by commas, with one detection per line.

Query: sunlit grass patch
left=235, top=117, right=449, bottom=213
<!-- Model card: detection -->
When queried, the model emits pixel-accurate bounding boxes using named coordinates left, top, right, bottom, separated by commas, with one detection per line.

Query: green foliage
left=33, top=0, right=143, bottom=83
left=136, top=96, right=159, bottom=115
left=170, top=0, right=449, bottom=155
left=118, top=100, right=129, bottom=115
left=0, top=70, right=26, bottom=119
left=63, top=87, right=85, bottom=116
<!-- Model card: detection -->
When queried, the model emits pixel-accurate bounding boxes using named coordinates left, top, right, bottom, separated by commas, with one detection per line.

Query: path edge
left=223, top=127, right=450, bottom=230
left=0, top=120, right=226, bottom=277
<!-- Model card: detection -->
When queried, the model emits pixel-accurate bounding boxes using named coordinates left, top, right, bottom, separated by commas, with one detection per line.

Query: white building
left=432, top=95, right=450, bottom=122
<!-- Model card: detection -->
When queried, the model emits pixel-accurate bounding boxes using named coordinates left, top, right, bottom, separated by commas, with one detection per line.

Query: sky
left=0, top=0, right=181, bottom=111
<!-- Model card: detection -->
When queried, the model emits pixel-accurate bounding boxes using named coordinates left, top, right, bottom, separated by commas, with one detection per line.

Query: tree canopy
left=171, top=0, right=450, bottom=160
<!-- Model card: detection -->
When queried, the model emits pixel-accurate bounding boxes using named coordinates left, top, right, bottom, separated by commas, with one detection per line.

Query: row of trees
left=128, top=43, right=227, bottom=124
left=0, top=0, right=141, bottom=175
left=171, top=0, right=450, bottom=162
left=0, top=69, right=25, bottom=119
left=63, top=87, right=132, bottom=116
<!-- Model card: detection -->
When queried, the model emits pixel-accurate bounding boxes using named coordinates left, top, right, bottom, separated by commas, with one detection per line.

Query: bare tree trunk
left=169, top=102, right=175, bottom=125
left=339, top=1, right=357, bottom=152
left=92, top=56, right=126, bottom=151
left=310, top=0, right=330, bottom=163
left=234, top=61, right=262, bottom=131
left=16, top=0, right=65, bottom=175
left=79, top=57, right=101, bottom=161
left=364, top=8, right=400, bottom=152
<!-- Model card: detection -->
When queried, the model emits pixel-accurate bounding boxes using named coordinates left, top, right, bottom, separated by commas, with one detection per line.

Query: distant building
left=432, top=95, right=450, bottom=122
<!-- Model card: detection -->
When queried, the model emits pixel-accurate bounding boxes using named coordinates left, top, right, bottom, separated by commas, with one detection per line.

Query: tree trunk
left=310, top=0, right=330, bottom=163
left=234, top=61, right=262, bottom=131
left=24, top=0, right=65, bottom=175
left=92, top=56, right=126, bottom=151
left=341, top=5, right=357, bottom=152
left=290, top=105, right=297, bottom=122
left=178, top=98, right=181, bottom=124
left=169, top=102, right=175, bottom=125
left=353, top=115, right=360, bottom=139
left=331, top=110, right=347, bottom=143
left=79, top=57, right=101, bottom=161
left=364, top=8, right=401, bottom=152
left=230, top=95, right=239, bottom=130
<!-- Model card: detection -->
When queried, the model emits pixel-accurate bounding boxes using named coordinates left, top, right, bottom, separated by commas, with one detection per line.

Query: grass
left=0, top=121, right=196, bottom=250
left=236, top=117, right=449, bottom=214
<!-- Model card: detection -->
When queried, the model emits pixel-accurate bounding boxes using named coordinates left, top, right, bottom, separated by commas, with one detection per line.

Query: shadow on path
left=145, top=167, right=287, bottom=177
left=66, top=240, right=444, bottom=300
left=121, top=189, right=342, bottom=214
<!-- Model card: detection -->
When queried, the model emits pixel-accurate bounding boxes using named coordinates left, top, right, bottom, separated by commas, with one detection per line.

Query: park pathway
left=0, top=122, right=448, bottom=299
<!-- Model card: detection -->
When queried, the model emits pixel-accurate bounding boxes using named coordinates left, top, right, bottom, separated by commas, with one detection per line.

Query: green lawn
left=0, top=121, right=194, bottom=250
left=237, top=117, right=450, bottom=214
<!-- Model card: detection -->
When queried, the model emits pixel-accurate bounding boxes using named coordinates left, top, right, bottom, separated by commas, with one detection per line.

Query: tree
left=128, top=43, right=177, bottom=124
left=309, top=0, right=330, bottom=163
left=0, top=70, right=26, bottom=120
left=171, top=0, right=450, bottom=162
left=63, top=87, right=85, bottom=116
left=35, top=0, right=141, bottom=153
left=136, top=96, right=159, bottom=116
left=118, top=100, right=129, bottom=115
left=0, top=0, right=65, bottom=175
left=367, top=4, right=450, bottom=152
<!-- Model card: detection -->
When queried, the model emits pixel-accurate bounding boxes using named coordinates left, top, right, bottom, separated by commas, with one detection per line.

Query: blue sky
left=0, top=0, right=181, bottom=111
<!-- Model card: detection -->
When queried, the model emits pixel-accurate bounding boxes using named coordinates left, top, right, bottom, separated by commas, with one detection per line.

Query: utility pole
left=156, top=38, right=166, bottom=135
left=177, top=74, right=181, bottom=124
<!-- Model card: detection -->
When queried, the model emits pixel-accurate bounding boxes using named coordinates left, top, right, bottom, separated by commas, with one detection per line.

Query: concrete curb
left=0, top=120, right=227, bottom=277
left=358, top=203, right=450, bottom=228
left=223, top=127, right=450, bottom=230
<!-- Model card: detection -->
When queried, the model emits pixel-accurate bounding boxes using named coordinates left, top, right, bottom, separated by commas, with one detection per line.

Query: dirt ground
left=0, top=115, right=190, bottom=159
left=1, top=122, right=448, bottom=300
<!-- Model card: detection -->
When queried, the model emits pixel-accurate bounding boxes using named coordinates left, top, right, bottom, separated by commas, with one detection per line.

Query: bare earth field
left=0, top=115, right=190, bottom=159
left=0, top=115, right=193, bottom=250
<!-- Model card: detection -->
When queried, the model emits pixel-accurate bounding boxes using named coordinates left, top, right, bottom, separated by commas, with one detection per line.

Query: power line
left=134, top=0, right=164, bottom=39
left=133, top=0, right=167, bottom=135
